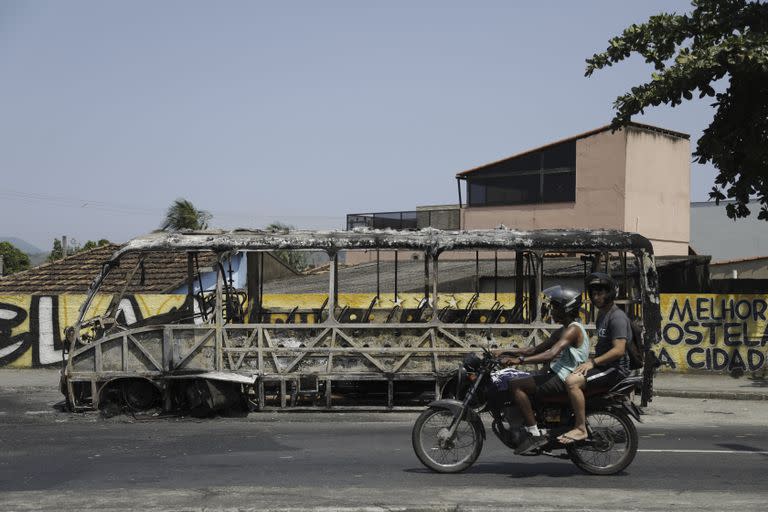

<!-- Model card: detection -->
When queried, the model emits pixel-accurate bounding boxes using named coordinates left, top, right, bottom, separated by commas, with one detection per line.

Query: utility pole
left=0, top=254, right=4, bottom=276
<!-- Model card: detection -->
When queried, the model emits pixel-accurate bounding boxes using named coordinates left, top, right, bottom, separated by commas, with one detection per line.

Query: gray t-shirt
left=595, top=305, right=631, bottom=377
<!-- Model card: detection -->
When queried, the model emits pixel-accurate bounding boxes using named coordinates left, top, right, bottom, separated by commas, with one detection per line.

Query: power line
left=0, top=189, right=346, bottom=222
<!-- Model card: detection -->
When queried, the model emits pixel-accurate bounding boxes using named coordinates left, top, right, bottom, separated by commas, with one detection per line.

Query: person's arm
left=573, top=314, right=629, bottom=375
left=494, top=346, right=527, bottom=357
left=509, top=325, right=580, bottom=365
left=494, top=327, right=561, bottom=359
left=594, top=338, right=627, bottom=365
left=573, top=338, right=626, bottom=375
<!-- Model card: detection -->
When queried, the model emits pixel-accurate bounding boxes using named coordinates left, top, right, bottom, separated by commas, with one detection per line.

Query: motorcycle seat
left=536, top=385, right=613, bottom=405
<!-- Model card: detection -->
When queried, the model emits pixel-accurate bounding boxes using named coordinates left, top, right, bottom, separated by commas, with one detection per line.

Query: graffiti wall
left=657, top=294, right=768, bottom=373
left=0, top=294, right=186, bottom=368
left=2, top=292, right=767, bottom=372
left=0, top=292, right=522, bottom=368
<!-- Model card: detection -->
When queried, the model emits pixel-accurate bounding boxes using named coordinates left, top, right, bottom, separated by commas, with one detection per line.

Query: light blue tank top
left=551, top=321, right=590, bottom=382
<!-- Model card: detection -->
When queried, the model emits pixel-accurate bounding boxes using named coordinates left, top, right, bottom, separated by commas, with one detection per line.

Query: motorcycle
left=411, top=347, right=643, bottom=475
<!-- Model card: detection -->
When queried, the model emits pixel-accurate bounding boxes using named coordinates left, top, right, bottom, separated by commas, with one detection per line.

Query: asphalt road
left=1, top=386, right=767, bottom=511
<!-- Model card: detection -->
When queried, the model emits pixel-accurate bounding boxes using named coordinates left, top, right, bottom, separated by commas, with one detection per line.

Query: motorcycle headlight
left=457, top=365, right=467, bottom=390
left=462, top=353, right=482, bottom=372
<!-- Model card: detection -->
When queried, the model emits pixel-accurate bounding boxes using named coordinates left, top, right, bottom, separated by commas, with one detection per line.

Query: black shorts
left=585, top=366, right=624, bottom=388
left=533, top=371, right=566, bottom=397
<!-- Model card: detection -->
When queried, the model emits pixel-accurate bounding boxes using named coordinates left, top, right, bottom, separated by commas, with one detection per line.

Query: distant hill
left=0, top=237, right=44, bottom=255
left=28, top=253, right=50, bottom=267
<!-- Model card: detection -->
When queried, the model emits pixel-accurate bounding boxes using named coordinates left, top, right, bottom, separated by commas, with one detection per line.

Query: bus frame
left=61, top=228, right=661, bottom=412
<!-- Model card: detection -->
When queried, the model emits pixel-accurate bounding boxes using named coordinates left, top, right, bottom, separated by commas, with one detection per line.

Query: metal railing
left=346, top=209, right=460, bottom=231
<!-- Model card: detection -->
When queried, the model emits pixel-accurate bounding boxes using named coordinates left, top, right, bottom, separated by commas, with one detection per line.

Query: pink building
left=347, top=122, right=691, bottom=263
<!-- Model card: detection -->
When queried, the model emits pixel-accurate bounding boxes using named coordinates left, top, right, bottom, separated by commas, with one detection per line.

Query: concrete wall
left=3, top=292, right=767, bottom=373
left=624, top=127, right=690, bottom=255
left=416, top=205, right=461, bottom=230
left=690, top=201, right=768, bottom=260
left=0, top=294, right=187, bottom=368
left=711, top=260, right=768, bottom=280
left=461, top=129, right=627, bottom=231
left=658, top=294, right=768, bottom=373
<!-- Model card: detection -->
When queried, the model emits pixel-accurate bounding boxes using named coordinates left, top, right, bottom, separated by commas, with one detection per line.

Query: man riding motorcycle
left=559, top=272, right=632, bottom=445
left=494, top=285, right=589, bottom=455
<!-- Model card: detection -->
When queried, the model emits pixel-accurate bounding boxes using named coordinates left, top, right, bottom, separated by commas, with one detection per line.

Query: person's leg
left=558, top=373, right=588, bottom=443
left=513, top=374, right=558, bottom=454
left=511, top=380, right=536, bottom=427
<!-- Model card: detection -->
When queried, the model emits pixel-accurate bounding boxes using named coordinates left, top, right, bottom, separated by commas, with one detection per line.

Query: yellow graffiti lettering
left=659, top=294, right=768, bottom=373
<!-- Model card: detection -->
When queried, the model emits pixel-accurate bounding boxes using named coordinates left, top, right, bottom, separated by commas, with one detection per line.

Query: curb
left=654, top=389, right=768, bottom=401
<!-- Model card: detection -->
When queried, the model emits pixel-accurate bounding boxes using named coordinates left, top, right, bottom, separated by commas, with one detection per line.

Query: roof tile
left=0, top=243, right=217, bottom=294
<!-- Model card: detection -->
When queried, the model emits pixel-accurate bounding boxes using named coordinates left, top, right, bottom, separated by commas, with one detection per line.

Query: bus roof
left=112, top=228, right=654, bottom=260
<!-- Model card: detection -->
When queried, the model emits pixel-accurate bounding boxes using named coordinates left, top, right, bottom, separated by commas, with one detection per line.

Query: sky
left=0, top=0, right=722, bottom=252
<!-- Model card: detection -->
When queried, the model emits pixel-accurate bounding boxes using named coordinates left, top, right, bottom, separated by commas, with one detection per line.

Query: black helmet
left=585, top=272, right=617, bottom=302
left=542, top=285, right=583, bottom=316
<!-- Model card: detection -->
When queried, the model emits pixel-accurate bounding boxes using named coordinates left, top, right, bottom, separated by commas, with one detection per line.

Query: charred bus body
left=61, top=228, right=661, bottom=414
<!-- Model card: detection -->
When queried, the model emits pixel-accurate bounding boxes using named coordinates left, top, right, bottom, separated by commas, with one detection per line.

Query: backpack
left=626, top=318, right=645, bottom=370
left=606, top=307, right=645, bottom=370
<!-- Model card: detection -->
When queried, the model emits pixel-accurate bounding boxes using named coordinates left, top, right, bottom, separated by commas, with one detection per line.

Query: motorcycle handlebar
left=467, top=345, right=503, bottom=371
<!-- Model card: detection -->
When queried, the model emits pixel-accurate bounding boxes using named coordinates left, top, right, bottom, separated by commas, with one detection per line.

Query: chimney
left=62, top=236, right=68, bottom=258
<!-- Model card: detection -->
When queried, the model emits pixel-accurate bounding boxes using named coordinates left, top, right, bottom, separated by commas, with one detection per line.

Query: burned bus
left=61, top=228, right=660, bottom=414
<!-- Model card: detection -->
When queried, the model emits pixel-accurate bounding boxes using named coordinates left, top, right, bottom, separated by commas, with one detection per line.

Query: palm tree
left=264, top=221, right=309, bottom=270
left=265, top=221, right=291, bottom=233
left=161, top=198, right=212, bottom=231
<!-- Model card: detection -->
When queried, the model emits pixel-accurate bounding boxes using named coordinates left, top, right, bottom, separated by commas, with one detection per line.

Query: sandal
left=558, top=434, right=587, bottom=445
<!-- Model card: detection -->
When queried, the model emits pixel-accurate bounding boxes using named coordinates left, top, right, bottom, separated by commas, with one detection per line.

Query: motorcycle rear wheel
left=568, top=409, right=638, bottom=475
left=412, top=407, right=483, bottom=473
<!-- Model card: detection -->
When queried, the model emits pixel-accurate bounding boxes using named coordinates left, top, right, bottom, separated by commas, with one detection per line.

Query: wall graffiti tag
left=0, top=294, right=185, bottom=368
left=657, top=294, right=768, bottom=372
left=2, top=292, right=768, bottom=371
left=0, top=300, right=31, bottom=366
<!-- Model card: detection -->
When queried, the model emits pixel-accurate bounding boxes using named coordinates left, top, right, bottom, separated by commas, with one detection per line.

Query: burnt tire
left=412, top=407, right=483, bottom=473
left=568, top=409, right=638, bottom=475
left=98, top=379, right=160, bottom=417
left=123, top=379, right=160, bottom=410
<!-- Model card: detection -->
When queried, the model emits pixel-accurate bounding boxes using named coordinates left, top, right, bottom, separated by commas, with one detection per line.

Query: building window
left=467, top=140, right=576, bottom=206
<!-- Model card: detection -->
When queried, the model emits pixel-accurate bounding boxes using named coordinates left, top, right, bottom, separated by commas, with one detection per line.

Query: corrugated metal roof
left=264, top=257, right=649, bottom=295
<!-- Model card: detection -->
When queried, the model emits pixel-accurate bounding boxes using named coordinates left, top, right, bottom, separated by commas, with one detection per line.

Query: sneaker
left=514, top=433, right=548, bottom=455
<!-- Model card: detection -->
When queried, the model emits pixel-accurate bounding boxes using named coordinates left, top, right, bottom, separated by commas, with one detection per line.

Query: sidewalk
left=653, top=372, right=768, bottom=401
left=0, top=368, right=61, bottom=388
left=1, top=368, right=768, bottom=401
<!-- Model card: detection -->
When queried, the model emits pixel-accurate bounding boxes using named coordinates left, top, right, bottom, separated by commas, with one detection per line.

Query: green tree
left=586, top=0, right=768, bottom=220
left=0, top=242, right=31, bottom=276
left=47, top=238, right=111, bottom=262
left=47, top=239, right=64, bottom=262
left=82, top=239, right=111, bottom=251
left=161, top=198, right=212, bottom=231
left=265, top=222, right=309, bottom=270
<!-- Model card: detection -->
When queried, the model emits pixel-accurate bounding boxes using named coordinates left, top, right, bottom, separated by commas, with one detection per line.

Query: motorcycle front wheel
left=568, top=409, right=638, bottom=475
left=412, top=406, right=483, bottom=473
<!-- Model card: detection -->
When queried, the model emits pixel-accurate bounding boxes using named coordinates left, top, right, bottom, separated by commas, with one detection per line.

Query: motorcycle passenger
left=495, top=285, right=589, bottom=455
left=558, top=272, right=631, bottom=445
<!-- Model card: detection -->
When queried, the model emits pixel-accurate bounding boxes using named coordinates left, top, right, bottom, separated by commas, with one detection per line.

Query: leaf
left=587, top=0, right=768, bottom=221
